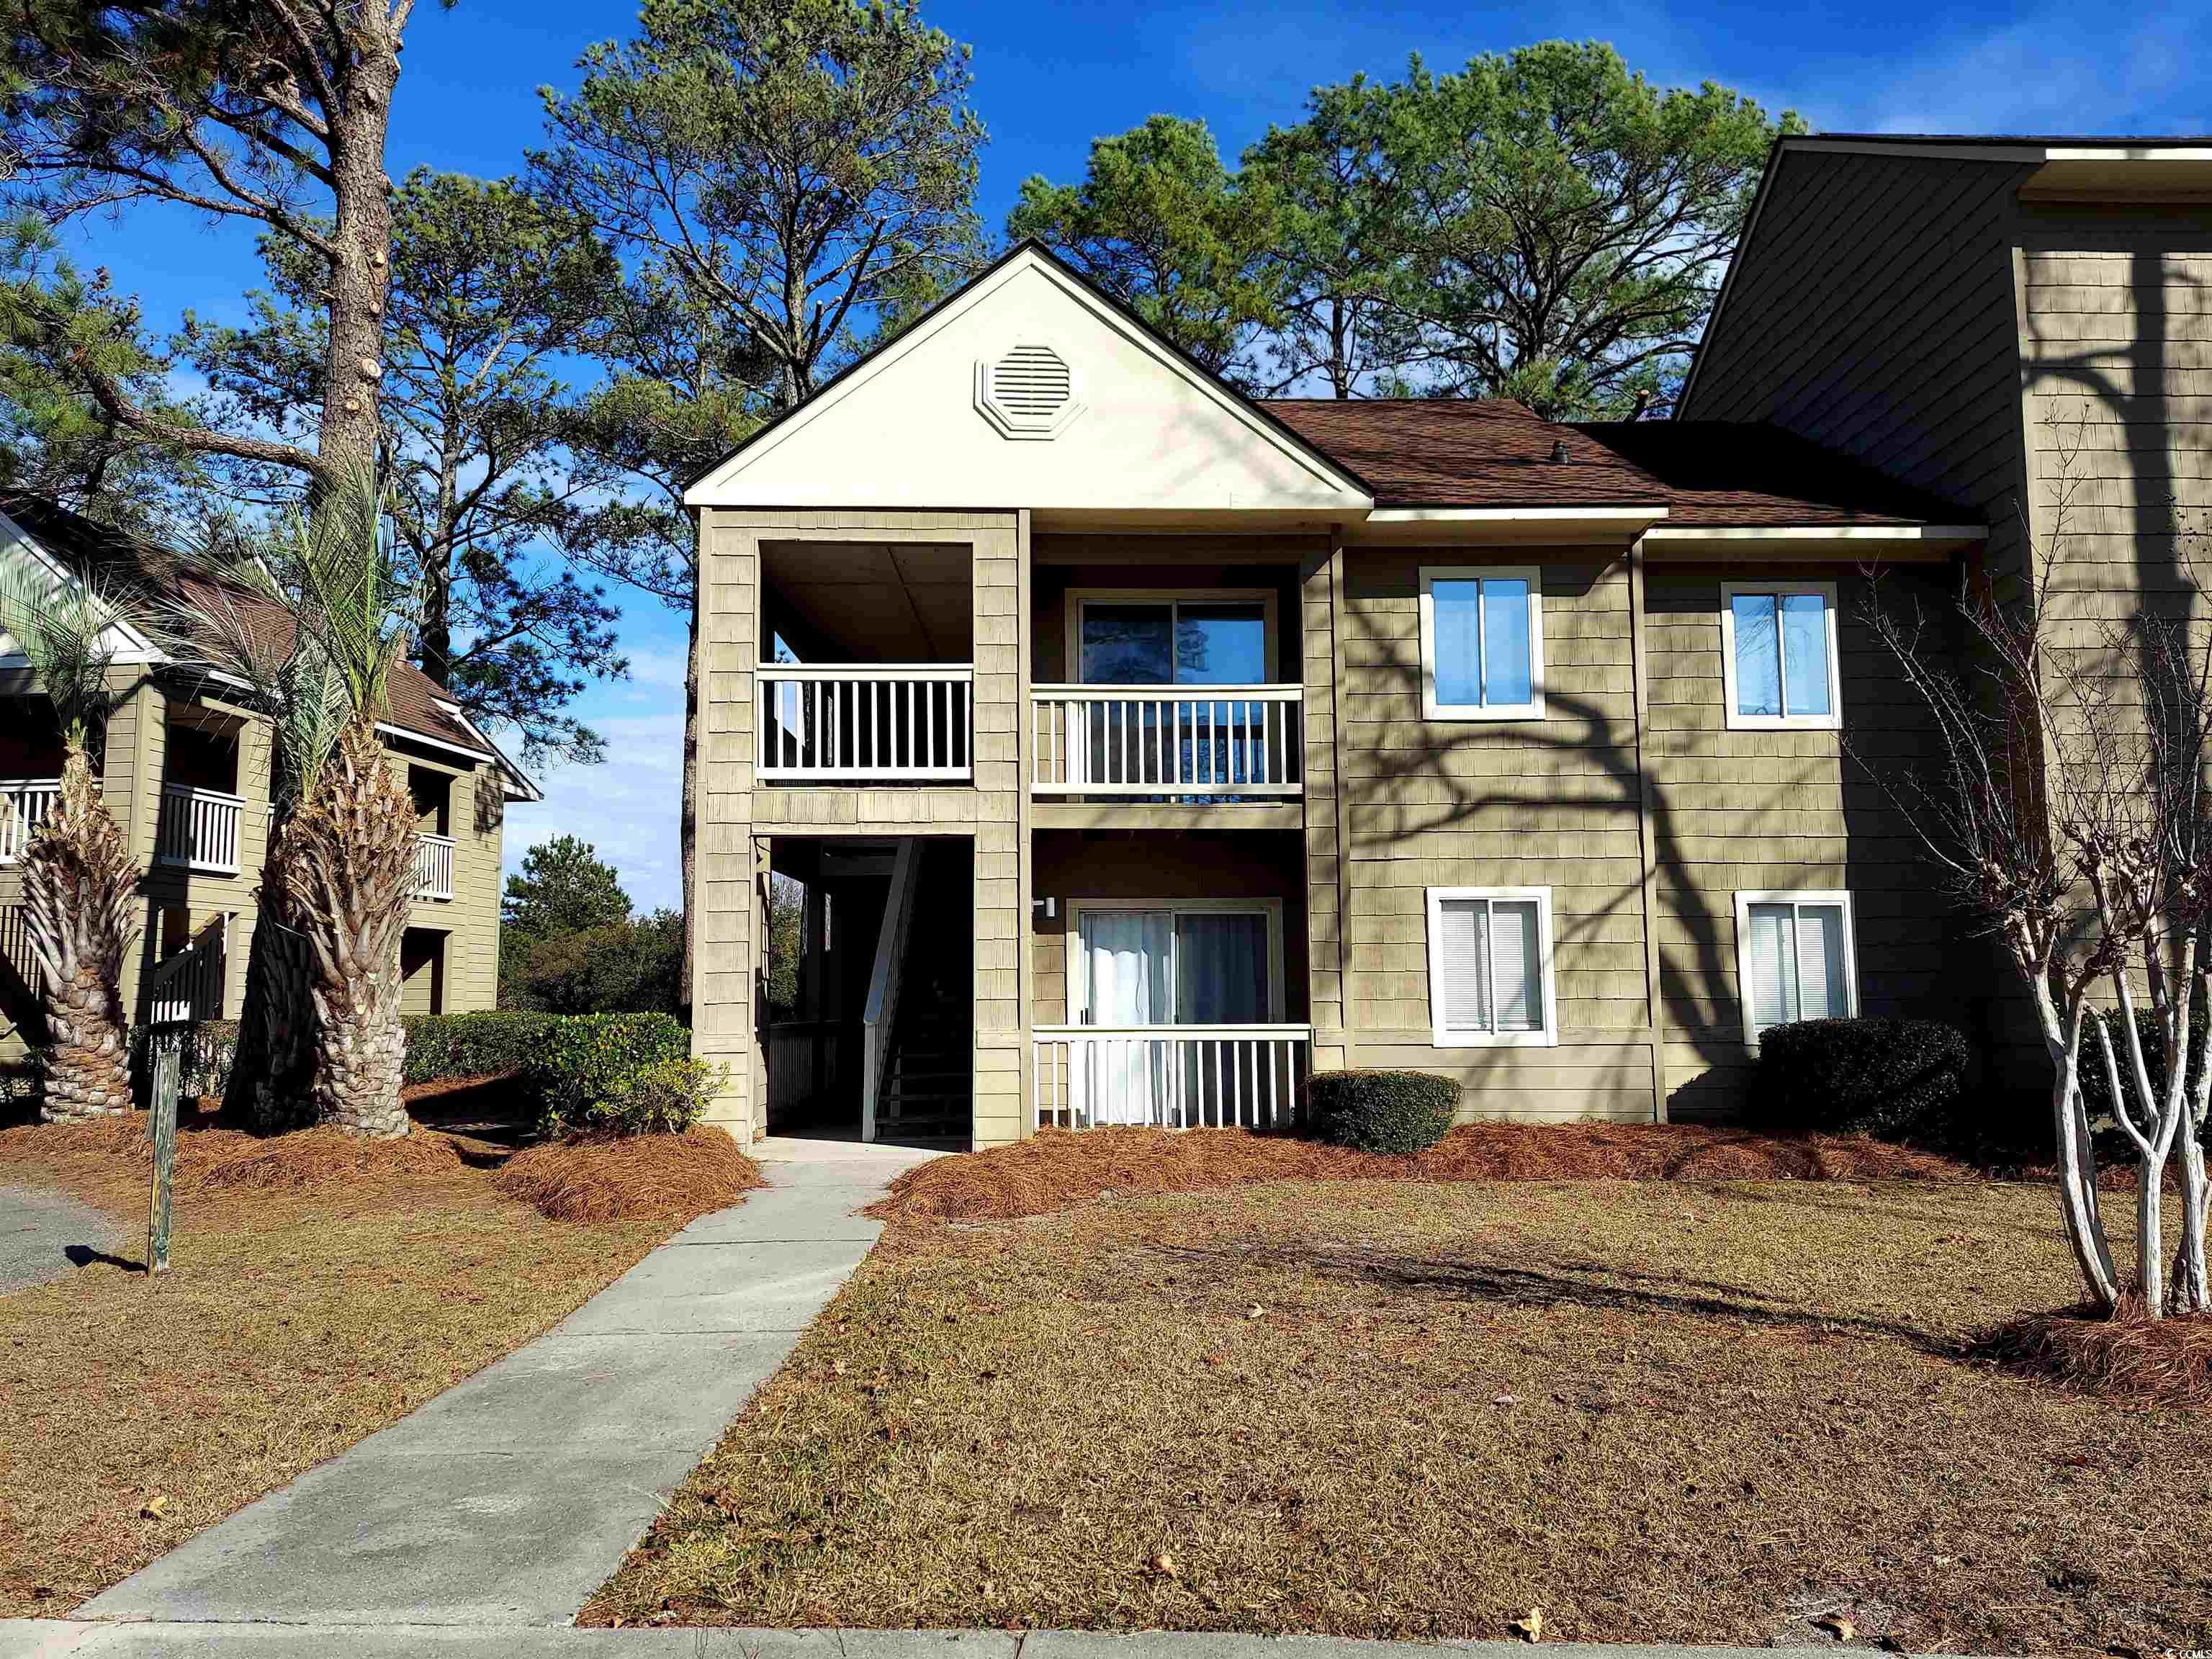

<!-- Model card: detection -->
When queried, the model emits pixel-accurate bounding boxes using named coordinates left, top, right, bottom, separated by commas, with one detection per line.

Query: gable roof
left=0, top=493, right=539, bottom=799
left=683, top=240, right=1372, bottom=514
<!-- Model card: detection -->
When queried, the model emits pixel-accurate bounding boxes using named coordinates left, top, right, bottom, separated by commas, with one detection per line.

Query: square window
left=1421, top=568, right=1545, bottom=719
left=1720, top=583, right=1840, bottom=729
left=1734, top=890, right=1858, bottom=1046
left=1426, top=887, right=1558, bottom=1047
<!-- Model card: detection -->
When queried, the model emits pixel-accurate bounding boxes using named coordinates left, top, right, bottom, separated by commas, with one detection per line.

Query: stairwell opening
left=763, top=835, right=974, bottom=1149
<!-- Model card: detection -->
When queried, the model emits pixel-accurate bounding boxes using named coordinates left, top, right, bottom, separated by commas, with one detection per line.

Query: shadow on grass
left=1154, top=1238, right=1961, bottom=1358
left=63, top=1243, right=144, bottom=1274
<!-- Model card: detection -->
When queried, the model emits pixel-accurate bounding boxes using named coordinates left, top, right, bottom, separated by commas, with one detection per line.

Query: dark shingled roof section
left=1567, top=421, right=1974, bottom=527
left=0, top=491, right=517, bottom=770
left=1268, top=399, right=1665, bottom=509
left=1267, top=399, right=1976, bottom=527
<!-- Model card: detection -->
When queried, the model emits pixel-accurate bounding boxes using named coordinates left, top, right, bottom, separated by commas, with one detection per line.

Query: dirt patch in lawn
left=872, top=1123, right=1972, bottom=1221
left=496, top=1126, right=765, bottom=1223
left=587, top=1177, right=2211, bottom=1654
left=0, top=1105, right=756, bottom=1616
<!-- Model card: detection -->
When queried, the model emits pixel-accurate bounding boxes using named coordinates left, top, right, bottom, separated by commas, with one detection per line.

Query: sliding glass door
left=1077, top=906, right=1272, bottom=1124
left=1078, top=600, right=1269, bottom=792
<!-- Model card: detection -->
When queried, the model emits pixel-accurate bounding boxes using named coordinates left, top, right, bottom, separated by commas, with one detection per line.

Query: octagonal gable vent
left=975, top=343, right=1085, bottom=440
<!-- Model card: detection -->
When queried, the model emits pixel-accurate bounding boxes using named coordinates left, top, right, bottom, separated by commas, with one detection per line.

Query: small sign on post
left=147, top=1029, right=179, bottom=1274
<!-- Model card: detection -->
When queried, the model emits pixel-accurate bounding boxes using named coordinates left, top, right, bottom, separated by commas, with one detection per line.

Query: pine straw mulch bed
left=587, top=1174, right=2212, bottom=1654
left=0, top=1098, right=762, bottom=1617
left=869, top=1122, right=1973, bottom=1222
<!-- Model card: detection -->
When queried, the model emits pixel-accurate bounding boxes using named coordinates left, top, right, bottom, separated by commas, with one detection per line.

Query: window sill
left=1723, top=711, right=1841, bottom=732
left=1423, top=701, right=1547, bottom=723
left=1430, top=1028, right=1560, bottom=1049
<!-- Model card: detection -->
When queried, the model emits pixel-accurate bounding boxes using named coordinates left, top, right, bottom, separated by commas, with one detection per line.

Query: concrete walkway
left=0, top=1183, right=123, bottom=1295
left=76, top=1136, right=939, bottom=1629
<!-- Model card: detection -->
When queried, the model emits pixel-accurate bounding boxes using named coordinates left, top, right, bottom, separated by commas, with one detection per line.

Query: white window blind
left=1434, top=895, right=1545, bottom=1039
left=1742, top=897, right=1851, bottom=1036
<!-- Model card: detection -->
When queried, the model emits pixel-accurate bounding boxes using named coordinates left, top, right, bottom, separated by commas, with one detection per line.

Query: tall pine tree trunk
left=285, top=721, right=417, bottom=1138
left=223, top=875, right=318, bottom=1133
left=23, top=752, right=138, bottom=1122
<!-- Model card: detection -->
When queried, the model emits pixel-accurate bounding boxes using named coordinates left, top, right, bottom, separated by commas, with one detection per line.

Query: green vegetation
left=1305, top=1069, right=1460, bottom=1155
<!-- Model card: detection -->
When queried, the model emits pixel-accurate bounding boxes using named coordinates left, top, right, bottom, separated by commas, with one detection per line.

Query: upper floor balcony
left=1028, top=685, right=1302, bottom=798
left=0, top=778, right=60, bottom=863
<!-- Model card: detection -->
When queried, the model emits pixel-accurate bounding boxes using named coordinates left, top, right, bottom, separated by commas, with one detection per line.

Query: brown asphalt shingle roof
left=0, top=492, right=523, bottom=778
left=1265, top=399, right=1976, bottom=527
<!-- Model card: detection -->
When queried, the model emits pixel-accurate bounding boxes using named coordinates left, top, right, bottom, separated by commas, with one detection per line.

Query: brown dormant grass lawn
left=585, top=1170, right=2212, bottom=1655
left=0, top=1102, right=757, bottom=1616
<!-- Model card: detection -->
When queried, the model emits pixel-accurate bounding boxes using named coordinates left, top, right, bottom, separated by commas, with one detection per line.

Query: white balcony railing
left=1033, top=1025, right=1313, bottom=1131
left=156, top=784, right=244, bottom=875
left=0, top=778, right=60, bottom=863
left=1029, top=685, right=1303, bottom=798
left=756, top=665, right=974, bottom=783
left=415, top=832, right=455, bottom=902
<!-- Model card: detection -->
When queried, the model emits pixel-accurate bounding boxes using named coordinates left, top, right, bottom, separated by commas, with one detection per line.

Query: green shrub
left=1753, top=1017, right=1974, bottom=1146
left=2075, top=1004, right=2209, bottom=1125
left=1305, top=1069, right=1459, bottom=1155
left=403, top=1011, right=561, bottom=1085
left=130, top=1020, right=239, bottom=1100
left=529, top=1012, right=704, bottom=1138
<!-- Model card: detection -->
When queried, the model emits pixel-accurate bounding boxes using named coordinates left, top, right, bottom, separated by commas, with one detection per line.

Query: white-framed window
left=1734, top=890, right=1859, bottom=1048
left=1419, top=567, right=1545, bottom=720
left=1719, top=581, right=1841, bottom=730
left=1425, top=886, right=1558, bottom=1048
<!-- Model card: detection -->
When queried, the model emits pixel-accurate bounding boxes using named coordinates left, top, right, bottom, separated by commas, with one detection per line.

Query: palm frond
left=0, top=554, right=155, bottom=752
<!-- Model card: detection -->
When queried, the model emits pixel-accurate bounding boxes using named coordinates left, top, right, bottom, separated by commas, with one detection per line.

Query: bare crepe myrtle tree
left=1863, top=409, right=2211, bottom=1318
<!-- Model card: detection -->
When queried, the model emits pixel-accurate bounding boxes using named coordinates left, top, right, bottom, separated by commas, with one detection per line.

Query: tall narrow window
left=1720, top=583, right=1840, bottom=729
left=1426, top=887, right=1557, bottom=1047
left=1421, top=567, right=1544, bottom=719
left=1735, top=891, right=1857, bottom=1046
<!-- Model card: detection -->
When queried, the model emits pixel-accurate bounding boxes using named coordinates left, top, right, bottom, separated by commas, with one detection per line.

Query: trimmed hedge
left=531, top=1012, right=719, bottom=1138
left=1752, top=1017, right=1974, bottom=1147
left=403, top=1011, right=562, bottom=1086
left=1306, top=1069, right=1460, bottom=1155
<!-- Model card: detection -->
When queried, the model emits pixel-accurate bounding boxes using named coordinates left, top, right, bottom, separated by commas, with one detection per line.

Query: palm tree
left=171, top=472, right=422, bottom=1137
left=0, top=561, right=150, bottom=1121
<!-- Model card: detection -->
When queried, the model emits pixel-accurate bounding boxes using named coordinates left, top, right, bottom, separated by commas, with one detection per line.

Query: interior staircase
left=875, top=842, right=973, bottom=1142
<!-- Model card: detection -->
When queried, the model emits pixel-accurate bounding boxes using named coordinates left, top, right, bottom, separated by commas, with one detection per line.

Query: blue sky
left=56, top=0, right=2210, bottom=910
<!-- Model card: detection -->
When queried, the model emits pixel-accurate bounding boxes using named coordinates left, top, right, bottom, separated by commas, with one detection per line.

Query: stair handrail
left=147, top=910, right=232, bottom=1026
left=860, top=838, right=920, bottom=1142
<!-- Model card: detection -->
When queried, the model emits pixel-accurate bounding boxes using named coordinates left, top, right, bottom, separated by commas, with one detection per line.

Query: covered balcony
left=1028, top=580, right=1304, bottom=813
left=754, top=540, right=974, bottom=785
left=154, top=711, right=248, bottom=876
left=1029, top=827, right=1312, bottom=1130
left=409, top=766, right=456, bottom=902
left=0, top=696, right=68, bottom=863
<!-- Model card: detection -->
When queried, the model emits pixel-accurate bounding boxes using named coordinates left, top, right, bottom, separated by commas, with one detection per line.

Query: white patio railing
left=415, top=832, right=456, bottom=901
left=1033, top=1024, right=1313, bottom=1130
left=1029, top=685, right=1303, bottom=797
left=155, top=784, right=244, bottom=875
left=0, top=778, right=61, bottom=863
left=756, top=665, right=974, bottom=782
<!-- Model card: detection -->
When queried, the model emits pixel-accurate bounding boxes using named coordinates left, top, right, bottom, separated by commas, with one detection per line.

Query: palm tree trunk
left=22, top=752, right=138, bottom=1122
left=283, top=720, right=417, bottom=1138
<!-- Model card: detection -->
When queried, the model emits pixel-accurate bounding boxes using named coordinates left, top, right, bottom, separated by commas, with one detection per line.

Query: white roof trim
left=1368, top=506, right=1668, bottom=524
left=684, top=246, right=1372, bottom=509
left=0, top=509, right=164, bottom=661
left=1642, top=523, right=1986, bottom=542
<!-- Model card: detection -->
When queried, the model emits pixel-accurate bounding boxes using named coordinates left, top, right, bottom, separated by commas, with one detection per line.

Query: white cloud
left=1809, top=2, right=2203, bottom=135
left=507, top=703, right=687, bottom=913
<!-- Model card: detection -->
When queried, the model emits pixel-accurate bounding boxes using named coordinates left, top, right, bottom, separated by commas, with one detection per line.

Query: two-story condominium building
left=686, top=237, right=2003, bottom=1148
left=0, top=495, right=536, bottom=1059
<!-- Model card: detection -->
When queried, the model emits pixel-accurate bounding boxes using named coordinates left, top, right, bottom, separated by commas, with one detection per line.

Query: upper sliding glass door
left=1079, top=600, right=1269, bottom=791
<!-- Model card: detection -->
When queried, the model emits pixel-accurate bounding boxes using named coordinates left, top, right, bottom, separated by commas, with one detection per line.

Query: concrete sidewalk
left=0, top=1627, right=1932, bottom=1659
left=74, top=1136, right=938, bottom=1629
left=1, top=1182, right=122, bottom=1294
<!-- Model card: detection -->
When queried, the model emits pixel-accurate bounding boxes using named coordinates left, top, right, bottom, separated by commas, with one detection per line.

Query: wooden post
left=148, top=1030, right=179, bottom=1274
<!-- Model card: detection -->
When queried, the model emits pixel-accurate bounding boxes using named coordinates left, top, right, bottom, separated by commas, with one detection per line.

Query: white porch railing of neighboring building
left=1028, top=685, right=1303, bottom=797
left=1032, top=1025, right=1313, bottom=1130
left=0, top=778, right=61, bottom=863
left=155, top=784, right=245, bottom=875
left=415, top=832, right=456, bottom=901
left=755, top=665, right=974, bottom=782
left=148, top=912, right=231, bottom=1025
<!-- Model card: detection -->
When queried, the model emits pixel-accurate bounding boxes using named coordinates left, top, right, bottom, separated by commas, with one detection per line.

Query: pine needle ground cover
left=587, top=1177, right=2212, bottom=1655
left=0, top=1102, right=756, bottom=1615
